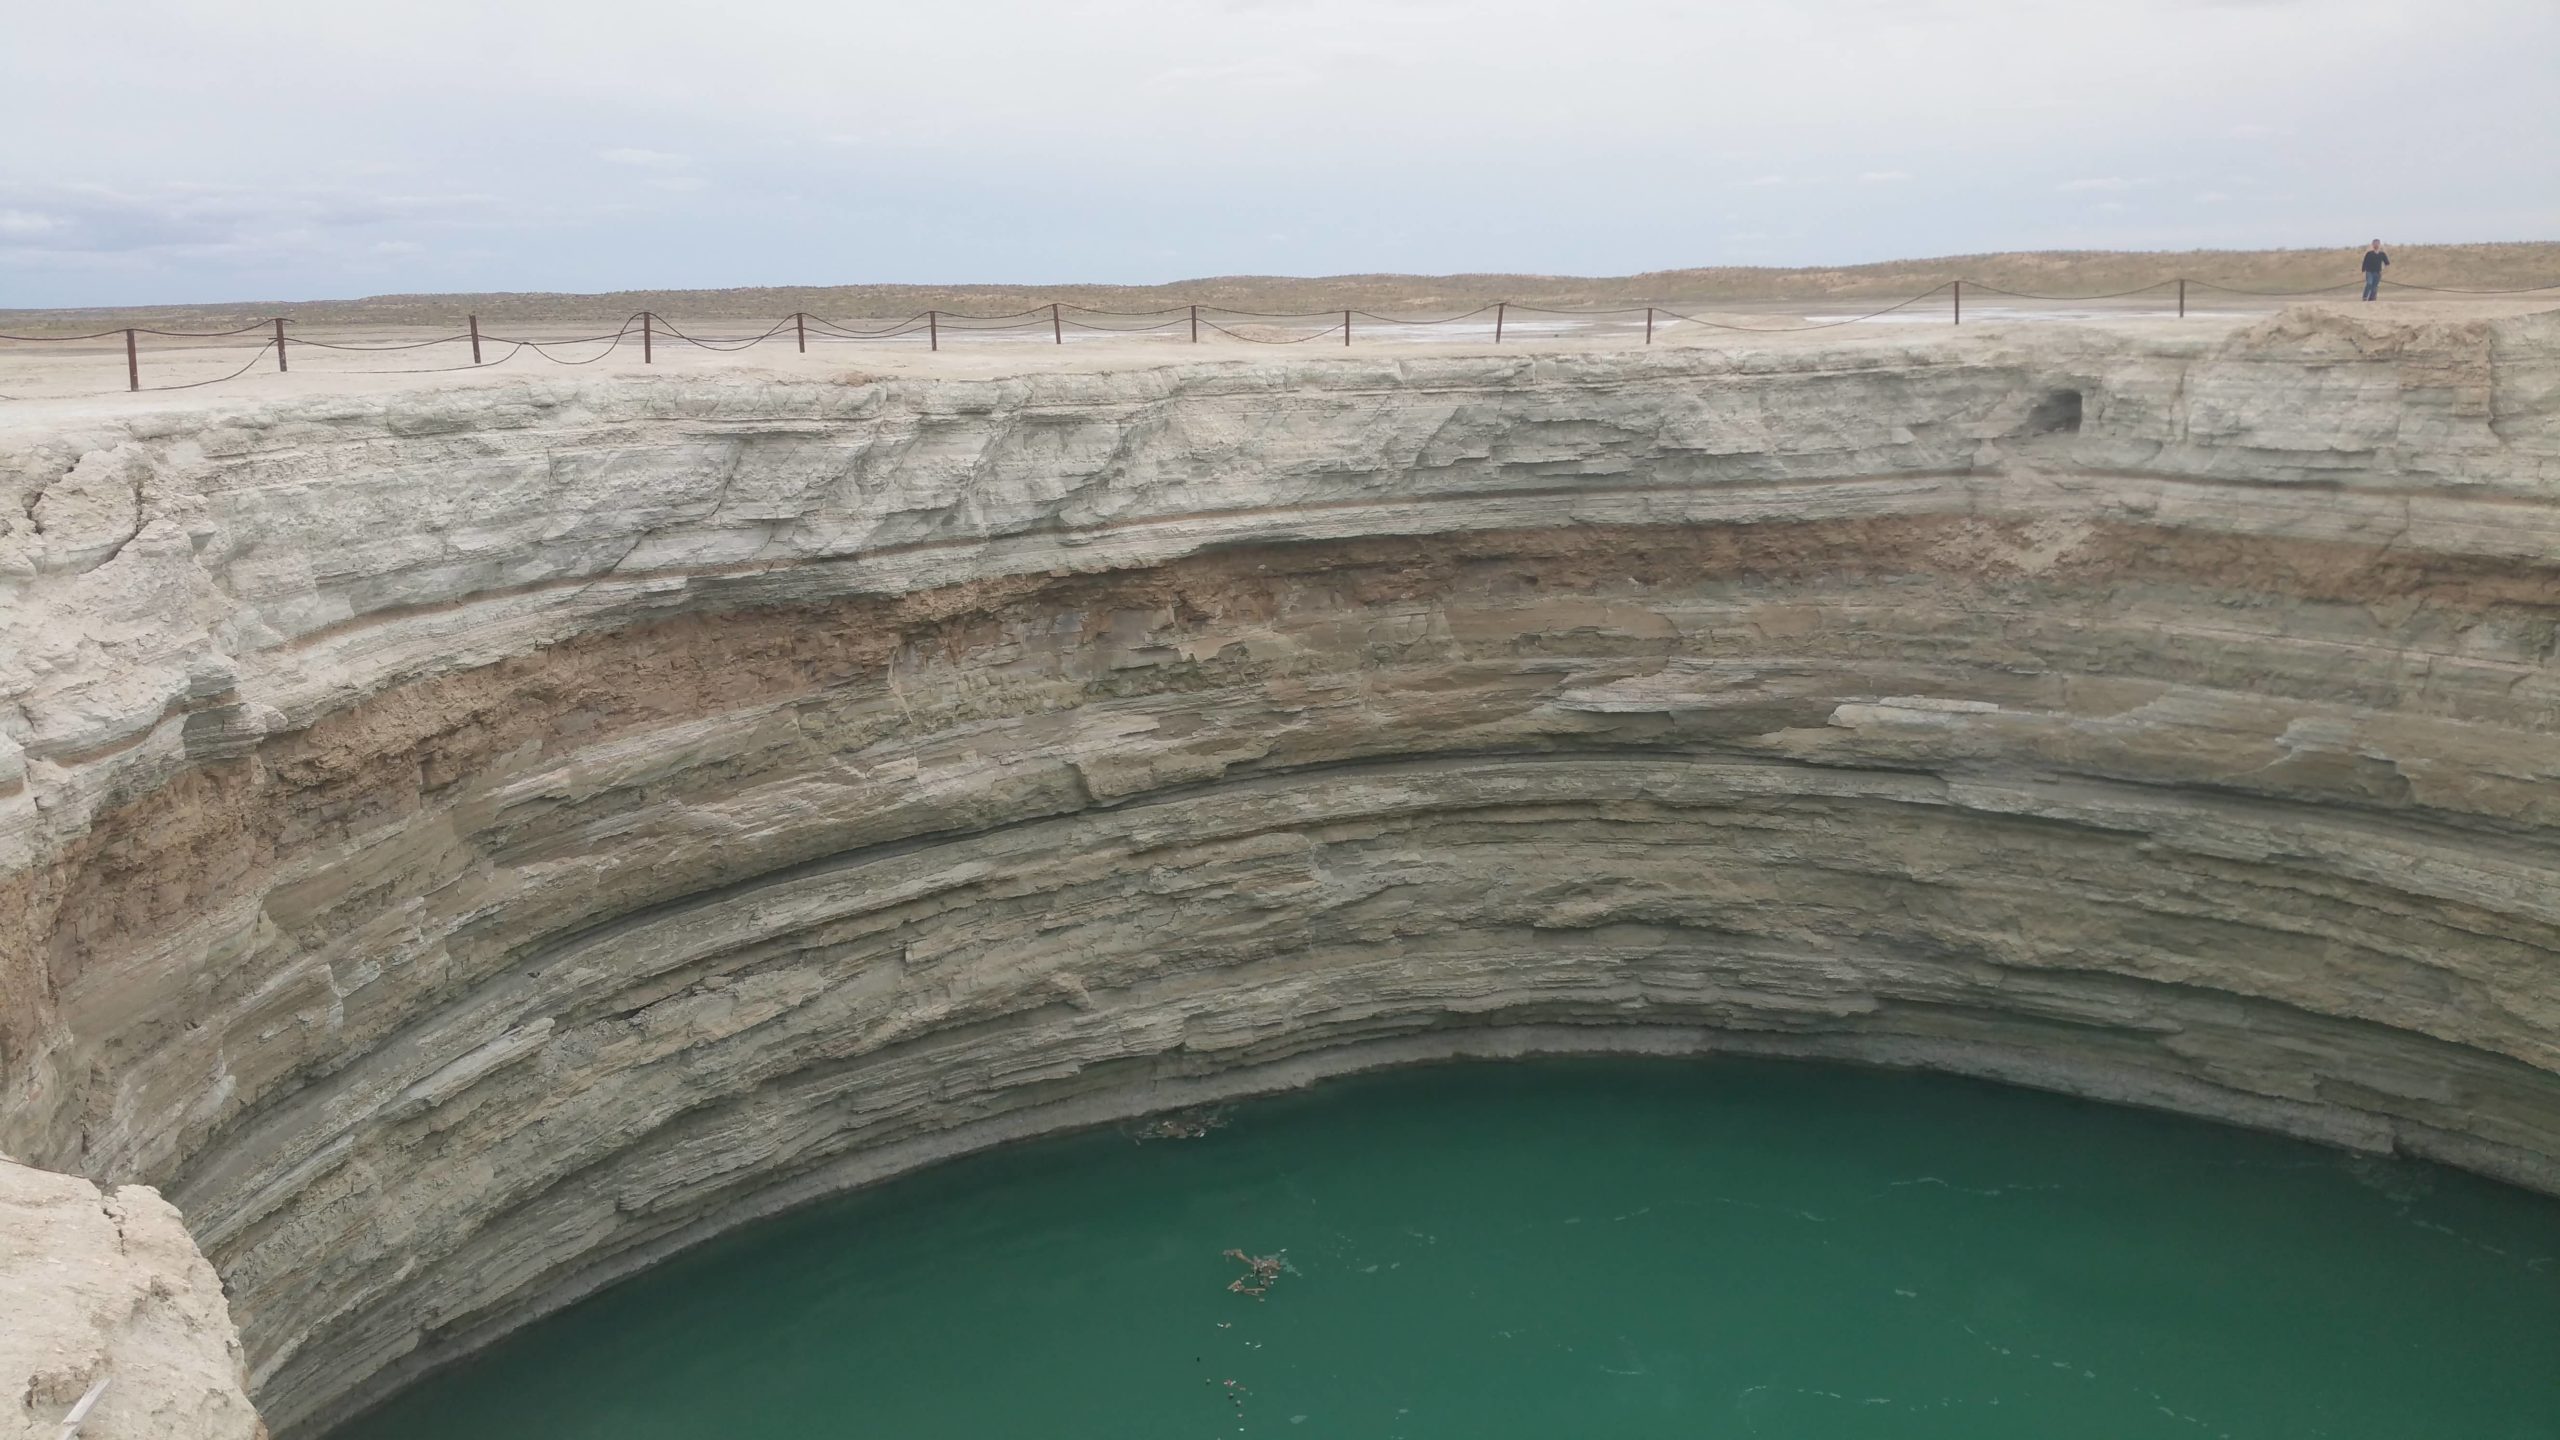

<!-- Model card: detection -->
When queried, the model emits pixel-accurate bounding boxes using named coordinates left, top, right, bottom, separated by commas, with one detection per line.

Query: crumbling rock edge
left=3, top=312, right=2557, bottom=1437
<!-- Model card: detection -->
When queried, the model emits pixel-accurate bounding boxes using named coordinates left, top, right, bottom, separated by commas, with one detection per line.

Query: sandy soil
left=5, top=242, right=2555, bottom=333
left=2, top=294, right=2553, bottom=425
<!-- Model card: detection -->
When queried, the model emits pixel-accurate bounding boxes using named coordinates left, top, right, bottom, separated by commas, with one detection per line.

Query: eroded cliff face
left=3, top=309, right=2558, bottom=1435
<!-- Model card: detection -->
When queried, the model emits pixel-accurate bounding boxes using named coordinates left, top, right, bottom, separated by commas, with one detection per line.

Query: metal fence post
left=273, top=317, right=288, bottom=372
left=795, top=312, right=806, bottom=352
left=1052, top=303, right=1063, bottom=345
left=1190, top=304, right=1199, bottom=343
left=1494, top=302, right=1505, bottom=344
left=2178, top=279, right=2186, bottom=319
left=125, top=329, right=139, bottom=391
left=641, top=312, right=653, bottom=363
left=1343, top=309, right=1351, bottom=347
left=468, top=315, right=482, bottom=365
left=1952, top=280, right=1961, bottom=327
left=1644, top=307, right=1653, bottom=345
left=928, top=310, right=939, bottom=351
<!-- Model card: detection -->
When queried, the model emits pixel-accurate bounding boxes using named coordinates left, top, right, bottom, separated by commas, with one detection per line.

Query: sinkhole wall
left=4, top=309, right=2560, bottom=1437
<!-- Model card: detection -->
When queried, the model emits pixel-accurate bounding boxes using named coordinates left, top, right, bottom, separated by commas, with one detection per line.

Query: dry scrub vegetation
left=4, top=243, right=2554, bottom=334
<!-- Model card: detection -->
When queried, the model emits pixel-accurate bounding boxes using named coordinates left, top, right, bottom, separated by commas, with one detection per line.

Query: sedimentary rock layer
left=3, top=308, right=2557, bottom=1435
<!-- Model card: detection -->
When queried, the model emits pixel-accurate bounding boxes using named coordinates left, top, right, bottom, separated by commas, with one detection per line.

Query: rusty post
left=1644, top=307, right=1654, bottom=345
left=1494, top=302, right=1505, bottom=344
left=1051, top=303, right=1063, bottom=345
left=641, top=312, right=653, bottom=363
left=468, top=314, right=482, bottom=365
left=928, top=310, right=939, bottom=352
left=2177, top=279, right=2186, bottom=319
left=1343, top=309, right=1351, bottom=347
left=1190, top=304, right=1199, bottom=343
left=125, top=329, right=139, bottom=391
left=1952, top=280, right=1961, bottom=327
left=273, top=317, right=288, bottom=372
left=795, top=312, right=806, bottom=353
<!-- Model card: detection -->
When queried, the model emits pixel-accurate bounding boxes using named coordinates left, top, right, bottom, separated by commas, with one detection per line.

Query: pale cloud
left=0, top=0, right=2552, bottom=305
left=599, top=148, right=690, bottom=169
left=822, top=129, right=935, bottom=149
left=0, top=180, right=502, bottom=259
left=1150, top=58, right=1323, bottom=86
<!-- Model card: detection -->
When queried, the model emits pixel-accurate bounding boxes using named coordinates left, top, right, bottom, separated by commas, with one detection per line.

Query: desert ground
left=2, top=286, right=2554, bottom=422
left=5, top=241, right=2557, bottom=332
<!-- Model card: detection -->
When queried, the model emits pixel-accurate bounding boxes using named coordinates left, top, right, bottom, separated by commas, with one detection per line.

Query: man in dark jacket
left=2361, top=240, right=2390, bottom=300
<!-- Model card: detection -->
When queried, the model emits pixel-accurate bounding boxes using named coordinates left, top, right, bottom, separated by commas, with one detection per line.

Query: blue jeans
left=2363, top=269, right=2382, bottom=300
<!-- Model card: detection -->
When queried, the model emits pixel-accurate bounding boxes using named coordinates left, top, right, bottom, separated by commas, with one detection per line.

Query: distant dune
left=5, top=241, right=2555, bottom=332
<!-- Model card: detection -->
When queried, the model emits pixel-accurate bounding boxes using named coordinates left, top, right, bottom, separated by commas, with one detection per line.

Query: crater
left=5, top=317, right=2559, bottom=1437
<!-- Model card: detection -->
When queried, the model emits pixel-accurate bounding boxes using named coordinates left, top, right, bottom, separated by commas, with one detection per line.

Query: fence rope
left=0, top=326, right=131, bottom=342
left=2183, top=279, right=2362, bottom=297
left=477, top=315, right=653, bottom=363
left=284, top=332, right=478, bottom=352
left=1208, top=306, right=1359, bottom=321
left=1351, top=305, right=1502, bottom=325
left=9, top=274, right=2558, bottom=398
left=1954, top=281, right=2180, bottom=301
left=138, top=341, right=282, bottom=391
left=0, top=320, right=285, bottom=342
left=1061, top=302, right=1191, bottom=318
left=1652, top=285, right=1955, bottom=331
left=1497, top=303, right=1647, bottom=317
left=1199, top=317, right=1349, bottom=344
left=329, top=341, right=538, bottom=376
left=802, top=313, right=935, bottom=339
left=1063, top=316, right=1195, bottom=334
left=645, top=316, right=800, bottom=351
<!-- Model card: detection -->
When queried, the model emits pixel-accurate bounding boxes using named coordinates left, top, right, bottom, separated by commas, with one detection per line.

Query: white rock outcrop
left=2, top=308, right=2557, bottom=1435
left=0, top=1159, right=261, bottom=1440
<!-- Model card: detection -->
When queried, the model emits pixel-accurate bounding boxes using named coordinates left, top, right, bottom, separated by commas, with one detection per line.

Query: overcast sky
left=4, top=0, right=2553, bottom=307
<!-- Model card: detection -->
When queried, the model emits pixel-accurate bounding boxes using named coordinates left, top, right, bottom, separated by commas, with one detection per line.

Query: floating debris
left=1213, top=1376, right=1252, bottom=1429
left=1223, top=1247, right=1286, bottom=1299
left=1126, top=1105, right=1233, bottom=1143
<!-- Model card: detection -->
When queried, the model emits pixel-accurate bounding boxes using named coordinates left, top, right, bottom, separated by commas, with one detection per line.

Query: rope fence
left=4, top=271, right=2555, bottom=400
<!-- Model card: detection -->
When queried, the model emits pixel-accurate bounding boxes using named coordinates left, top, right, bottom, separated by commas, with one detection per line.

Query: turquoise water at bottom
left=340, top=1061, right=2560, bottom=1439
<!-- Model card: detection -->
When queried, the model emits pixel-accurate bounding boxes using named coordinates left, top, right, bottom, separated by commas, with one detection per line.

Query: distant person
left=2361, top=240, right=2390, bottom=301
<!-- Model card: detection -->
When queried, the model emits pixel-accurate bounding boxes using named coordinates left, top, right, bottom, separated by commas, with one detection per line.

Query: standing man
left=2361, top=239, right=2390, bottom=301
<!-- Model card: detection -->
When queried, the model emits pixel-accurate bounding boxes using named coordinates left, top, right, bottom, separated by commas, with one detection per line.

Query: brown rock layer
left=1, top=311, right=2556, bottom=1434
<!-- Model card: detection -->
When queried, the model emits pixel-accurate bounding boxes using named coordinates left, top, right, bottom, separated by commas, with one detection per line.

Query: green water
left=342, top=1062, right=2560, bottom=1439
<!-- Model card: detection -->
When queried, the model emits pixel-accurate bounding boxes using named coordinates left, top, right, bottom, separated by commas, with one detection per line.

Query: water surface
left=343, top=1061, right=2560, bottom=1439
